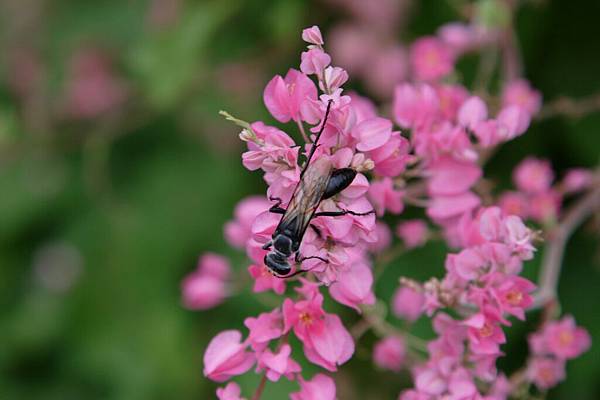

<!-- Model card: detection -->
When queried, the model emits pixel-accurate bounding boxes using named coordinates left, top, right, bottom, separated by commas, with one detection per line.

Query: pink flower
left=351, top=117, right=393, bottom=152
left=263, top=69, right=318, bottom=123
left=398, top=389, right=431, bottom=400
left=64, top=48, right=127, bottom=119
left=322, top=66, right=349, bottom=92
left=365, top=45, right=408, bottom=98
left=216, top=382, right=244, bottom=400
left=396, top=220, right=428, bottom=249
left=328, top=25, right=377, bottom=74
left=544, top=316, right=592, bottom=360
left=392, top=286, right=425, bottom=321
left=496, top=105, right=531, bottom=140
left=414, top=367, right=446, bottom=395
left=257, top=344, right=302, bottom=381
left=427, top=191, right=480, bottom=221
left=242, top=122, right=297, bottom=171
left=427, top=157, right=482, bottom=196
left=487, top=374, right=512, bottom=400
left=368, top=177, right=404, bottom=216
left=248, top=264, right=286, bottom=295
left=244, top=308, right=284, bottom=351
left=501, top=79, right=542, bottom=116
left=198, top=253, right=231, bottom=279
left=283, top=294, right=326, bottom=343
left=393, top=83, right=440, bottom=130
left=464, top=312, right=506, bottom=355
left=300, top=48, right=332, bottom=75
left=478, top=206, right=504, bottom=242
left=329, top=261, right=375, bottom=311
left=181, top=253, right=231, bottom=310
left=181, top=273, right=227, bottom=310
left=368, top=132, right=411, bottom=177
left=302, top=314, right=355, bottom=371
left=562, top=168, right=594, bottom=193
left=368, top=221, right=392, bottom=253
left=513, top=158, right=554, bottom=194
left=224, top=196, right=270, bottom=248
left=373, top=336, right=406, bottom=372
left=503, top=215, right=535, bottom=259
left=446, top=248, right=485, bottom=281
left=203, top=330, right=255, bottom=382
left=438, top=22, right=479, bottom=54
left=290, top=373, right=336, bottom=400
left=527, top=356, right=565, bottom=389
left=529, top=190, right=561, bottom=223
left=410, top=37, right=454, bottom=81
left=457, top=96, right=488, bottom=129
left=448, top=368, right=477, bottom=398
left=436, top=84, right=469, bottom=121
left=492, top=275, right=536, bottom=320
left=498, top=191, right=529, bottom=218
left=302, top=25, right=324, bottom=46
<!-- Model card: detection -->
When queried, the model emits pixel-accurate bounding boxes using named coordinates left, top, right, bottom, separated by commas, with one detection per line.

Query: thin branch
left=358, top=304, right=429, bottom=353
left=296, top=119, right=309, bottom=143
left=533, top=184, right=600, bottom=308
left=473, top=46, right=499, bottom=96
left=251, top=374, right=268, bottom=400
left=536, top=93, right=600, bottom=121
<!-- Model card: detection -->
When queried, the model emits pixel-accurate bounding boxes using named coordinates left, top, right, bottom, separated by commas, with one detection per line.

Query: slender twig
left=359, top=305, right=429, bottom=353
left=251, top=374, right=268, bottom=400
left=533, top=184, right=600, bottom=308
left=296, top=119, right=309, bottom=143
left=536, top=93, right=600, bottom=121
left=474, top=46, right=499, bottom=95
left=373, top=244, right=406, bottom=280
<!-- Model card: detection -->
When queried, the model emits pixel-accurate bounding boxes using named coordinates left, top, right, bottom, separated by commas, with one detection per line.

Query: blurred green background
left=0, top=0, right=599, bottom=399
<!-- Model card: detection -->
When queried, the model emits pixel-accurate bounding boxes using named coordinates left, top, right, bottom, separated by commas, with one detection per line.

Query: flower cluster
left=400, top=207, right=537, bottom=398
left=526, top=316, right=591, bottom=390
left=181, top=20, right=594, bottom=399
left=499, top=158, right=595, bottom=225
left=203, top=278, right=346, bottom=399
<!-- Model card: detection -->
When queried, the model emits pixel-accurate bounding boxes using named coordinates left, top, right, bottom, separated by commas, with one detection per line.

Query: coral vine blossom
left=183, top=22, right=592, bottom=399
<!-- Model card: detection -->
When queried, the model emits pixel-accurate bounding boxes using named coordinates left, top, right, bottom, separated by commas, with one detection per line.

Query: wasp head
left=264, top=252, right=291, bottom=277
left=264, top=234, right=294, bottom=277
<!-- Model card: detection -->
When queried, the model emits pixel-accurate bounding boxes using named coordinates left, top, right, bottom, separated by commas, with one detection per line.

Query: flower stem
left=251, top=374, right=268, bottom=400
left=296, top=119, right=309, bottom=143
left=533, top=182, right=600, bottom=308
left=536, top=93, right=600, bottom=120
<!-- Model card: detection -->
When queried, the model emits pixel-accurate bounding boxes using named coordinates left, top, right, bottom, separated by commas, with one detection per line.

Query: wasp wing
left=276, top=157, right=333, bottom=241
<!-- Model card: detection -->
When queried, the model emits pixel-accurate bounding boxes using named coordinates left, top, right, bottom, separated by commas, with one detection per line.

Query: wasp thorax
left=273, top=234, right=293, bottom=257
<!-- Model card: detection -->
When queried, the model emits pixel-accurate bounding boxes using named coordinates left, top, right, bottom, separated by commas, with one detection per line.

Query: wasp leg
left=275, top=254, right=329, bottom=279
left=295, top=252, right=328, bottom=264
left=262, top=241, right=273, bottom=250
left=269, top=205, right=286, bottom=214
left=321, top=168, right=357, bottom=199
left=309, top=224, right=323, bottom=239
left=313, top=208, right=375, bottom=218
left=268, top=196, right=286, bottom=214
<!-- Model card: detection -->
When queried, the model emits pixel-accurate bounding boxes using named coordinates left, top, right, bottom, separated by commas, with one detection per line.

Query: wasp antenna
left=302, top=100, right=334, bottom=177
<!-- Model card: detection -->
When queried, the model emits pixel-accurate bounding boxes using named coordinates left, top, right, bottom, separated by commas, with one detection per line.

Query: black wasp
left=262, top=101, right=375, bottom=278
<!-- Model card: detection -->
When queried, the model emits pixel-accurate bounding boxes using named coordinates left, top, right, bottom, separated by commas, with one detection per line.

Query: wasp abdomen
left=322, top=168, right=357, bottom=199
